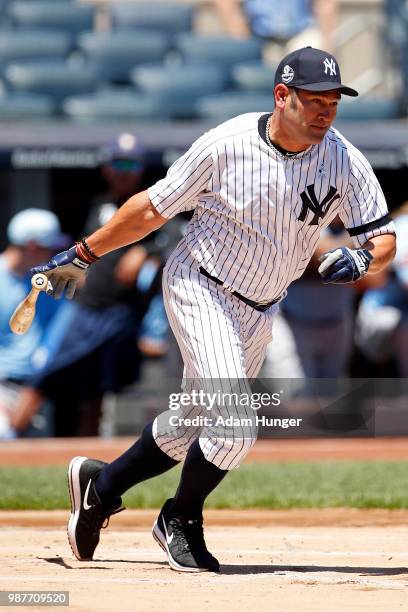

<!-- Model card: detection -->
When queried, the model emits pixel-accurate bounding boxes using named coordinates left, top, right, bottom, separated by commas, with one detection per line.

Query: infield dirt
left=1, top=510, right=408, bottom=612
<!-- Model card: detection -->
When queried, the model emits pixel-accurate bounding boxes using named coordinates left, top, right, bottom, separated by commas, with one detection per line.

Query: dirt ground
left=2, top=436, right=408, bottom=465
left=1, top=437, right=408, bottom=610
left=1, top=513, right=408, bottom=611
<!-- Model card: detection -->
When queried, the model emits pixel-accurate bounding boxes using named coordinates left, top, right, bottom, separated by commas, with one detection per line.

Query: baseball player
left=32, top=47, right=396, bottom=573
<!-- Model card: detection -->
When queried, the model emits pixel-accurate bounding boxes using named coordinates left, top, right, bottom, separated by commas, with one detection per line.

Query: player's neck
left=268, top=113, right=309, bottom=154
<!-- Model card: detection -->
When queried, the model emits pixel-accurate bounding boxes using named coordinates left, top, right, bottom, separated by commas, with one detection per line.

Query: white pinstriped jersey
left=148, top=112, right=395, bottom=304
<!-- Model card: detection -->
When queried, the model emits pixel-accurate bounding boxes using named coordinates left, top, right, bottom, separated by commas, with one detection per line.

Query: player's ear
left=274, top=84, right=289, bottom=108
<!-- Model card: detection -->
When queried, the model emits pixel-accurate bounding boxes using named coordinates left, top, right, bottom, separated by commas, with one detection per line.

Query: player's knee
left=200, top=431, right=257, bottom=470
left=153, top=422, right=195, bottom=462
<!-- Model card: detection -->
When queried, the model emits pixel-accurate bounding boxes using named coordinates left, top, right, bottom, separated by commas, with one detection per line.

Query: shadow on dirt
left=40, top=557, right=408, bottom=578
left=220, top=564, right=408, bottom=576
left=40, top=556, right=168, bottom=569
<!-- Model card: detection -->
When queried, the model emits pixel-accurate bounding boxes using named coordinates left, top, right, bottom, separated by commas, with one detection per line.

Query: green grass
left=1, top=461, right=408, bottom=510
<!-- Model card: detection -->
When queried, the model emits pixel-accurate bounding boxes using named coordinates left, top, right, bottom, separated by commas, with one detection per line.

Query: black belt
left=199, top=267, right=280, bottom=312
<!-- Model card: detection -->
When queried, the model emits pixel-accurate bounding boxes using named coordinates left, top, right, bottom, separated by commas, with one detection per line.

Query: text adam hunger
left=169, top=416, right=303, bottom=428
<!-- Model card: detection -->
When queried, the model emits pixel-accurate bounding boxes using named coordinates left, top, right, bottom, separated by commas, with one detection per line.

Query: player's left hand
left=318, top=247, right=373, bottom=283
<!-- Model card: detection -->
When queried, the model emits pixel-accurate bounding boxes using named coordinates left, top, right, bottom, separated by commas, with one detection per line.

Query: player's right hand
left=30, top=243, right=95, bottom=299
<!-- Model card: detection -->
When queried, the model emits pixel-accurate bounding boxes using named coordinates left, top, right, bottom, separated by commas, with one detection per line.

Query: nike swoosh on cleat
left=163, top=520, right=173, bottom=545
left=83, top=479, right=93, bottom=510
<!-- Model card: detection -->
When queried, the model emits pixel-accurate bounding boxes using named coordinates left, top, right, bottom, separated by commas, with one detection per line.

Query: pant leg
left=198, top=293, right=275, bottom=469
left=153, top=241, right=277, bottom=469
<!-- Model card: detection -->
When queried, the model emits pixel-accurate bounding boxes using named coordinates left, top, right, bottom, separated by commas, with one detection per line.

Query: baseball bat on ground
left=9, top=273, right=49, bottom=335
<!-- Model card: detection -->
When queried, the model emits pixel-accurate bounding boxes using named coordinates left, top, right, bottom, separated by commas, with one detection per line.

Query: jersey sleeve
left=339, top=153, right=395, bottom=247
left=148, top=133, right=214, bottom=219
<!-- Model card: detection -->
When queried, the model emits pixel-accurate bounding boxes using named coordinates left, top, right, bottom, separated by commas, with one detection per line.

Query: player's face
left=284, top=88, right=341, bottom=145
left=102, top=162, right=144, bottom=199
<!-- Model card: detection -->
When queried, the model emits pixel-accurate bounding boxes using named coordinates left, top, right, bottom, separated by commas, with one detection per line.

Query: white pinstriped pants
left=152, top=238, right=278, bottom=470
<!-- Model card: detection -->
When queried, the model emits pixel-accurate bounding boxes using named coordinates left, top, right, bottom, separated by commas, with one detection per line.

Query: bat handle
left=25, top=273, right=48, bottom=307
left=31, top=273, right=48, bottom=292
left=8, top=273, right=49, bottom=335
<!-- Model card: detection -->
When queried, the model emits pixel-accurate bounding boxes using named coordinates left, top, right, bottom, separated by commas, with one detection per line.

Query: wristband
left=81, top=238, right=100, bottom=261
left=75, top=240, right=99, bottom=264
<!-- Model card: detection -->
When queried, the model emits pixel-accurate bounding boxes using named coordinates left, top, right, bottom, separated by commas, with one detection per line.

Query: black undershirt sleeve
left=346, top=213, right=393, bottom=237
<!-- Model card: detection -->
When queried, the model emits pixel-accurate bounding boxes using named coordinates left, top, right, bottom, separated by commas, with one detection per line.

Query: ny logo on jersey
left=323, top=57, right=336, bottom=76
left=298, top=184, right=340, bottom=226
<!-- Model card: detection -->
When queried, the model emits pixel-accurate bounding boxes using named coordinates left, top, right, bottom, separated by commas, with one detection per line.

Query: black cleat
left=67, top=456, right=123, bottom=561
left=152, top=499, right=220, bottom=573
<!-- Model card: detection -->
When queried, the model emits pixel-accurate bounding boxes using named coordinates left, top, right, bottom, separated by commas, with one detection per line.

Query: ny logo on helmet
left=323, top=57, right=336, bottom=76
left=298, top=184, right=340, bottom=226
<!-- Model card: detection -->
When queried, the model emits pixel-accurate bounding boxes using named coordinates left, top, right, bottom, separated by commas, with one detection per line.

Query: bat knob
left=31, top=273, right=48, bottom=291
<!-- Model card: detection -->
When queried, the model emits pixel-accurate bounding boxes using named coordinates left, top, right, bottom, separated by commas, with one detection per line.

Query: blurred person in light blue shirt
left=355, top=206, right=408, bottom=375
left=244, top=0, right=315, bottom=40
left=0, top=208, right=71, bottom=437
left=214, top=0, right=338, bottom=58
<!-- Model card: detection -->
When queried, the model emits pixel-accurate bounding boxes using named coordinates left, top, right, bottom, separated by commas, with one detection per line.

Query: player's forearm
left=213, top=0, right=251, bottom=38
left=362, top=233, right=396, bottom=274
left=314, top=0, right=338, bottom=53
left=85, top=190, right=167, bottom=257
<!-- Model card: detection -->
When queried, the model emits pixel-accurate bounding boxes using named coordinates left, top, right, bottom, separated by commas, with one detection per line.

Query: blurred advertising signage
left=365, top=149, right=406, bottom=169
left=11, top=147, right=101, bottom=169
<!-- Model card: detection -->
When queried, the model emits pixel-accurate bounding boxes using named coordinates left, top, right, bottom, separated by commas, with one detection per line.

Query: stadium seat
left=63, top=90, right=166, bottom=121
left=5, top=61, right=97, bottom=107
left=386, top=0, right=408, bottom=52
left=196, top=92, right=274, bottom=121
left=8, top=2, right=94, bottom=37
left=0, top=92, right=55, bottom=119
left=0, top=31, right=71, bottom=73
left=77, top=31, right=170, bottom=84
left=0, top=0, right=11, bottom=20
left=335, top=99, right=401, bottom=121
left=174, top=35, right=263, bottom=69
left=232, top=61, right=276, bottom=92
left=110, top=2, right=193, bottom=35
left=130, top=63, right=227, bottom=118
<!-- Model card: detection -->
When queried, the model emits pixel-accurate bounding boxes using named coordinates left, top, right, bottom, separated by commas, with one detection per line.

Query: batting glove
left=318, top=247, right=373, bottom=284
left=30, top=241, right=98, bottom=299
